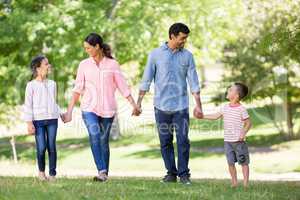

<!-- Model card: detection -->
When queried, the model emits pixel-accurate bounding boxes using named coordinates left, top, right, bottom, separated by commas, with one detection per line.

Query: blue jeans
left=154, top=107, right=190, bottom=177
left=33, top=119, right=58, bottom=176
left=82, top=111, right=114, bottom=174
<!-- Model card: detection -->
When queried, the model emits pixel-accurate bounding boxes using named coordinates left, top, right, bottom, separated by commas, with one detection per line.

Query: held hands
left=193, top=105, right=203, bottom=119
left=27, top=122, right=35, bottom=135
left=132, top=103, right=142, bottom=116
left=239, top=130, right=246, bottom=142
left=61, top=111, right=72, bottom=123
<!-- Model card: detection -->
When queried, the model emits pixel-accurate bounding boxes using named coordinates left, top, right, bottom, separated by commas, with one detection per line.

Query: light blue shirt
left=140, top=42, right=200, bottom=112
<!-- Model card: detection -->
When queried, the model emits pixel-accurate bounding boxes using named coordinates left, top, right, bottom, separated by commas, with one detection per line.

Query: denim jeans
left=154, top=107, right=190, bottom=177
left=82, top=111, right=114, bottom=174
left=33, top=119, right=58, bottom=176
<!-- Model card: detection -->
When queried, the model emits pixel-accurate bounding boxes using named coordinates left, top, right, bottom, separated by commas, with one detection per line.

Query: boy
left=197, top=82, right=251, bottom=187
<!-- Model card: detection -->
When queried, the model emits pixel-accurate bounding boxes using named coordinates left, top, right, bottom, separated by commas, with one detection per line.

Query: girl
left=23, top=55, right=62, bottom=181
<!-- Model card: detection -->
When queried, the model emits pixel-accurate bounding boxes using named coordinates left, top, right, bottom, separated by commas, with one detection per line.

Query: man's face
left=171, top=32, right=188, bottom=49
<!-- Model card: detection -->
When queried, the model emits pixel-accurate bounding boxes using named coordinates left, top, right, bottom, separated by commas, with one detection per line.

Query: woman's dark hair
left=84, top=33, right=113, bottom=59
left=30, top=55, right=46, bottom=80
left=169, top=23, right=190, bottom=39
left=234, top=82, right=249, bottom=100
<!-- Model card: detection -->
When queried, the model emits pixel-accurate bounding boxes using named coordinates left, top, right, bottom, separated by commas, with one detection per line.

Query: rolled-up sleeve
left=187, top=54, right=200, bottom=93
left=23, top=83, right=33, bottom=122
left=73, top=64, right=85, bottom=94
left=139, top=52, right=156, bottom=92
left=114, top=64, right=131, bottom=98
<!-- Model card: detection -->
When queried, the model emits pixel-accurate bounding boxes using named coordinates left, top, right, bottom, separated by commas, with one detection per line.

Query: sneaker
left=38, top=172, right=47, bottom=181
left=160, top=174, right=177, bottom=183
left=48, top=176, right=56, bottom=182
left=93, top=173, right=108, bottom=182
left=180, top=176, right=191, bottom=185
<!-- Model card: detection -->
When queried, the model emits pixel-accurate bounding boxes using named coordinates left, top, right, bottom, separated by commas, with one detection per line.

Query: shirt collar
left=161, top=42, right=183, bottom=52
left=89, top=56, right=106, bottom=65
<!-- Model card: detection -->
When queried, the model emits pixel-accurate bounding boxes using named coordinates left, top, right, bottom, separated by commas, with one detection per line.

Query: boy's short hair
left=169, top=23, right=190, bottom=39
left=234, top=82, right=249, bottom=100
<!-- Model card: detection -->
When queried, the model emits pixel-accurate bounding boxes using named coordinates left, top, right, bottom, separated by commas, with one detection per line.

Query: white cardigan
left=23, top=79, right=61, bottom=121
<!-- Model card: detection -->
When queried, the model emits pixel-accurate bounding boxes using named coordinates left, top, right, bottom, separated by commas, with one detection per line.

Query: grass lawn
left=0, top=177, right=299, bottom=200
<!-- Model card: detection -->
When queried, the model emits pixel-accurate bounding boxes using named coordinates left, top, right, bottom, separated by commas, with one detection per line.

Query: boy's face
left=226, top=85, right=239, bottom=101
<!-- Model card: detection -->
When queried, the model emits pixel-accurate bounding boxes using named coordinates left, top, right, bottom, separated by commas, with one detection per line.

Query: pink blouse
left=73, top=57, right=131, bottom=117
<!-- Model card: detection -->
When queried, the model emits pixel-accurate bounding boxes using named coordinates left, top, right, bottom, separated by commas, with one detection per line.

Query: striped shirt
left=23, top=79, right=61, bottom=121
left=221, top=104, right=249, bottom=142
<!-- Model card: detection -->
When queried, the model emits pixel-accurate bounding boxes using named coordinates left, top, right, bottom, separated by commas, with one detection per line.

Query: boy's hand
left=239, top=131, right=246, bottom=141
left=27, top=122, right=35, bottom=135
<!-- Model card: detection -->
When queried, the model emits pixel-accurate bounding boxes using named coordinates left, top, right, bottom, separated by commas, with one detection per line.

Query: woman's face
left=37, top=58, right=51, bottom=76
left=84, top=42, right=100, bottom=57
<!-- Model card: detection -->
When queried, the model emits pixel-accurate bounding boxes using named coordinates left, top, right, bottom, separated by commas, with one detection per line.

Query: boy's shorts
left=224, top=141, right=250, bottom=165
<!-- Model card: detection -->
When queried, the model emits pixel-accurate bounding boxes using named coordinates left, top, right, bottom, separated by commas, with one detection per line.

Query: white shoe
left=48, top=176, right=56, bottom=182
left=38, top=172, right=47, bottom=181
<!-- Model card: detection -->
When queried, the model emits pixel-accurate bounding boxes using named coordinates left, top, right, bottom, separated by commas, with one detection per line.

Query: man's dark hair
left=234, top=82, right=249, bottom=100
left=169, top=23, right=190, bottom=39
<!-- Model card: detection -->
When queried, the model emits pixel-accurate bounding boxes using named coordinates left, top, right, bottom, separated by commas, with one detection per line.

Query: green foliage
left=0, top=0, right=239, bottom=124
left=221, top=0, right=300, bottom=138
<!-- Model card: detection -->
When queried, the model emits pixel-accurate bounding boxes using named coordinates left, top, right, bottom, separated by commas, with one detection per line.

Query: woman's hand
left=132, top=104, right=142, bottom=116
left=27, top=122, right=35, bottom=135
left=126, top=95, right=142, bottom=116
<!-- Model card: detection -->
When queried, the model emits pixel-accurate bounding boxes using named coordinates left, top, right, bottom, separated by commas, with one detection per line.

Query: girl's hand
left=60, top=114, right=66, bottom=123
left=27, top=122, right=35, bottom=135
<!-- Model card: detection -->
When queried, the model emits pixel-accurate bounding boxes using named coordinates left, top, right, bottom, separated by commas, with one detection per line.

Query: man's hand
left=132, top=103, right=142, bottom=116
left=193, top=106, right=203, bottom=119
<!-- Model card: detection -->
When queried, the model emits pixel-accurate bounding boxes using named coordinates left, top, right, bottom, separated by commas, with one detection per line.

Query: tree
left=221, top=0, right=300, bottom=139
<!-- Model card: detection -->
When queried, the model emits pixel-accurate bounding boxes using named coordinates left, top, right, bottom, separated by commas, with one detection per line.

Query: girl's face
left=84, top=42, right=100, bottom=57
left=226, top=85, right=239, bottom=101
left=37, top=58, right=51, bottom=77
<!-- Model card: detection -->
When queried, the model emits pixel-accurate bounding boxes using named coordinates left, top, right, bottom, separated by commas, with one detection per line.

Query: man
left=136, top=23, right=203, bottom=184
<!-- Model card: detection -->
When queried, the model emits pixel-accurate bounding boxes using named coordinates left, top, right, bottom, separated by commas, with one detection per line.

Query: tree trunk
left=107, top=0, right=122, bottom=140
left=267, top=96, right=284, bottom=135
left=10, top=136, right=18, bottom=163
left=200, top=64, right=206, bottom=89
left=285, top=95, right=294, bottom=139
left=110, top=113, right=121, bottom=140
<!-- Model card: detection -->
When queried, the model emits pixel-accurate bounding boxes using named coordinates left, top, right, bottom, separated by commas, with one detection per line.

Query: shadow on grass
left=125, top=133, right=292, bottom=159
left=0, top=132, right=156, bottom=162
left=0, top=136, right=90, bottom=162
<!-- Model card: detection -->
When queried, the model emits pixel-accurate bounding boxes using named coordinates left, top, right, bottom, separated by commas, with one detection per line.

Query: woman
left=63, top=33, right=140, bottom=181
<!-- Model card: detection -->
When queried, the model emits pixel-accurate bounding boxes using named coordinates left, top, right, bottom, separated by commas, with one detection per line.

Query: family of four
left=23, top=23, right=251, bottom=187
